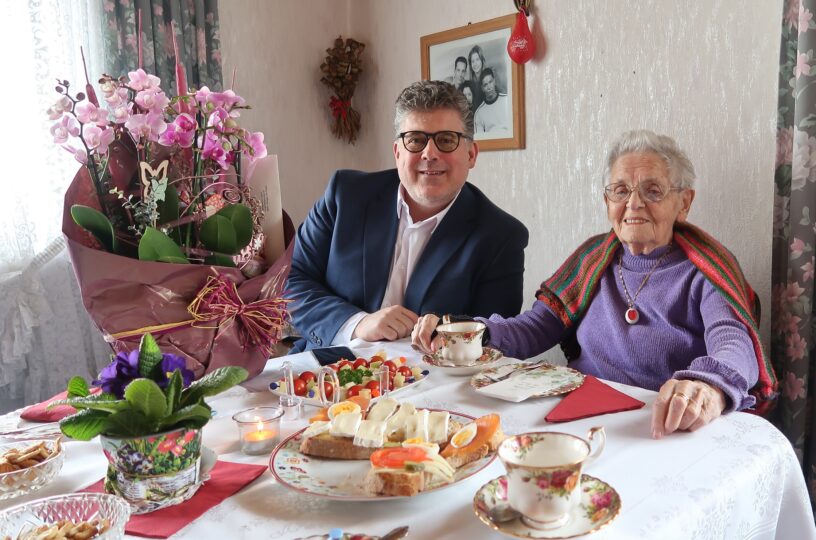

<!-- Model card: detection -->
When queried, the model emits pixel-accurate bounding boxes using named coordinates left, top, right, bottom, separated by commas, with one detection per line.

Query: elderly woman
left=412, top=129, right=777, bottom=438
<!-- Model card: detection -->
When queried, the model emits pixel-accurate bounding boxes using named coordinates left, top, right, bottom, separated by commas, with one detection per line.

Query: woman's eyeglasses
left=604, top=181, right=684, bottom=203
left=397, top=131, right=472, bottom=153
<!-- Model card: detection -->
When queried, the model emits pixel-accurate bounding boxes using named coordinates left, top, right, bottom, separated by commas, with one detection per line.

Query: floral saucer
left=473, top=474, right=621, bottom=539
left=422, top=346, right=503, bottom=376
left=470, top=363, right=584, bottom=398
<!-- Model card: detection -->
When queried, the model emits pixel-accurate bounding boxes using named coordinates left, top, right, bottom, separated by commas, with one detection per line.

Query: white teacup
left=436, top=321, right=485, bottom=366
left=498, top=428, right=605, bottom=530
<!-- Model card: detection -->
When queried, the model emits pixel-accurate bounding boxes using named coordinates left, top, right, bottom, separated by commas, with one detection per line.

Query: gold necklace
left=618, top=245, right=673, bottom=325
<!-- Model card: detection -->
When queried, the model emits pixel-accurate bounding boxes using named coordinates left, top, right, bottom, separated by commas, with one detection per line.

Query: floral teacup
left=436, top=321, right=485, bottom=366
left=497, top=428, right=605, bottom=529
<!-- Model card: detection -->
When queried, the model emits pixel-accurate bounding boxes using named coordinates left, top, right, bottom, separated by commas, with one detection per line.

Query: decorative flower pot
left=100, top=427, right=202, bottom=514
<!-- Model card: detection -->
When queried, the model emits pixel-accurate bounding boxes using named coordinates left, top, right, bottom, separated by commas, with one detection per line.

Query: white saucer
left=473, top=474, right=621, bottom=539
left=422, top=346, right=503, bottom=376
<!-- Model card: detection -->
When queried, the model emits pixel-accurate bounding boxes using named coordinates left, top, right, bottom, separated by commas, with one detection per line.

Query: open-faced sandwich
left=298, top=397, right=504, bottom=496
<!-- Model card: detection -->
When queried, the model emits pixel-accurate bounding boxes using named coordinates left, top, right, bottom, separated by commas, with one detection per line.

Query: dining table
left=1, top=337, right=814, bottom=540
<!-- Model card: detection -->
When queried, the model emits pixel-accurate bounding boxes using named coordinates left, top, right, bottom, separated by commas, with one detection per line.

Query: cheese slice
left=427, top=411, right=450, bottom=444
left=330, top=411, right=361, bottom=438
left=386, top=402, right=417, bottom=439
left=367, top=397, right=399, bottom=422
left=353, top=419, right=387, bottom=448
left=302, top=421, right=331, bottom=439
left=404, top=409, right=429, bottom=441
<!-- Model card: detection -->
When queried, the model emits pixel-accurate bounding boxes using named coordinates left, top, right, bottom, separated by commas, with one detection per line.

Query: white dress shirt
left=331, top=186, right=460, bottom=344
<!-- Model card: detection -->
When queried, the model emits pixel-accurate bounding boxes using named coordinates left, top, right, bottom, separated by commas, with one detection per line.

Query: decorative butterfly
left=139, top=160, right=169, bottom=199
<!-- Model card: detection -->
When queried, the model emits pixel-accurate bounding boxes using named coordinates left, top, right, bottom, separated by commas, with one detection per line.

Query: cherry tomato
left=369, top=388, right=381, bottom=398
left=300, top=370, right=316, bottom=383
left=347, top=384, right=363, bottom=398
left=370, top=354, right=386, bottom=363
left=292, top=378, right=307, bottom=396
left=328, top=363, right=339, bottom=371
left=398, top=366, right=413, bottom=378
left=322, top=381, right=334, bottom=399
left=365, top=380, right=380, bottom=391
left=381, top=360, right=397, bottom=375
left=353, top=358, right=369, bottom=369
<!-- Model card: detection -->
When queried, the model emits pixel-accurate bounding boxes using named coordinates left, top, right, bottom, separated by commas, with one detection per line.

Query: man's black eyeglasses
left=397, top=131, right=472, bottom=153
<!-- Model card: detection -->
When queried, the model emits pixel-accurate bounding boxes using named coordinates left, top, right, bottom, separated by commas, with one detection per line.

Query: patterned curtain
left=101, top=0, right=223, bottom=91
left=773, top=0, right=816, bottom=508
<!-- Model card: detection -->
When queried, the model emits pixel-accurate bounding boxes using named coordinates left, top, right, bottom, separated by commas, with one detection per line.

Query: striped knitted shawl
left=536, top=222, right=777, bottom=411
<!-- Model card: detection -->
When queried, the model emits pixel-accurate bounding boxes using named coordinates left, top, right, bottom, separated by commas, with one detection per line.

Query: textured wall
left=220, top=1, right=781, bottom=351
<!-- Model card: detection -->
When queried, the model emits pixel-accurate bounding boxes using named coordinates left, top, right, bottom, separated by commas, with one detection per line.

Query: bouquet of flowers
left=50, top=63, right=292, bottom=379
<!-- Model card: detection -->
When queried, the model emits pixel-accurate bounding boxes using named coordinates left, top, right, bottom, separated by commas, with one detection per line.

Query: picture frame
left=421, top=14, right=525, bottom=151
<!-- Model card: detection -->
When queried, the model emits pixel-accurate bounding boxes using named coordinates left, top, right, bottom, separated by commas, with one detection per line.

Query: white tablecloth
left=1, top=338, right=813, bottom=540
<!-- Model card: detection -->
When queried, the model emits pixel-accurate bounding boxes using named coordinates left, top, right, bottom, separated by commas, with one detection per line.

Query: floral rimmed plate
left=270, top=410, right=496, bottom=501
left=422, top=346, right=503, bottom=376
left=470, top=363, right=585, bottom=398
left=473, top=474, right=621, bottom=539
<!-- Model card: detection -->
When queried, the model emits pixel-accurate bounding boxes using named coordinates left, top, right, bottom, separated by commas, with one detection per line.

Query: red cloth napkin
left=545, top=375, right=645, bottom=422
left=20, top=389, right=100, bottom=422
left=83, top=460, right=266, bottom=538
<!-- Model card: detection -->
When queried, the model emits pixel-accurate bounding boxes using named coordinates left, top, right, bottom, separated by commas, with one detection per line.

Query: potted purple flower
left=54, top=333, right=247, bottom=513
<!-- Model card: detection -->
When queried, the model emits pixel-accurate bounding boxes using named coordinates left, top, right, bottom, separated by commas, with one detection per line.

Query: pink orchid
left=134, top=88, right=170, bottom=113
left=62, top=143, right=87, bottom=164
left=105, top=86, right=129, bottom=107
left=111, top=104, right=131, bottom=124
left=50, top=115, right=80, bottom=144
left=208, top=107, right=237, bottom=134
left=194, top=86, right=212, bottom=106
left=83, top=125, right=115, bottom=154
left=99, top=79, right=118, bottom=98
left=202, top=132, right=230, bottom=169
left=158, top=116, right=195, bottom=148
left=75, top=102, right=108, bottom=127
left=125, top=112, right=167, bottom=142
left=175, top=112, right=196, bottom=132
left=244, top=130, right=267, bottom=162
left=206, top=89, right=245, bottom=111
left=46, top=96, right=73, bottom=120
left=127, top=68, right=161, bottom=91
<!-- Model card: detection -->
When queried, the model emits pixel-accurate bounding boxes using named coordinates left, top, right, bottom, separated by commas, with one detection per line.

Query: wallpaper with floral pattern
left=101, top=0, right=223, bottom=92
left=773, top=0, right=816, bottom=510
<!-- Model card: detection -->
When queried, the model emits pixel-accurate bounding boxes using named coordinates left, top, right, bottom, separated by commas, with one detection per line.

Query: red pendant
left=625, top=308, right=639, bottom=325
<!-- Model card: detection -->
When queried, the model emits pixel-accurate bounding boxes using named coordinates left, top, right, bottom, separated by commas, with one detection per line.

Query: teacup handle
left=317, top=366, right=340, bottom=406
left=585, top=426, right=606, bottom=465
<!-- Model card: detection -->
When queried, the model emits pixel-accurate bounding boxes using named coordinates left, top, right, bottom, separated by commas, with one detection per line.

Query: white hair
left=603, top=129, right=696, bottom=189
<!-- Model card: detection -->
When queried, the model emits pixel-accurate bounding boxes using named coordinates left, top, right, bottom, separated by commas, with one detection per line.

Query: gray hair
left=603, top=129, right=696, bottom=189
left=394, top=80, right=474, bottom=139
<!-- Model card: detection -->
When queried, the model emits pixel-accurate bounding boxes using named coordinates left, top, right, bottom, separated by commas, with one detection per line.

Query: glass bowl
left=0, top=439, right=64, bottom=501
left=0, top=493, right=131, bottom=539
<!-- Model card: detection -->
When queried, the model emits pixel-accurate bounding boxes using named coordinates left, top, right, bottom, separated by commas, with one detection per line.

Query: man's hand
left=410, top=313, right=444, bottom=354
left=651, top=378, right=726, bottom=439
left=353, top=306, right=419, bottom=341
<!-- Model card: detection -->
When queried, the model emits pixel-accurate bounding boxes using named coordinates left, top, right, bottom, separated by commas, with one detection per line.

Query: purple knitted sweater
left=481, top=244, right=759, bottom=411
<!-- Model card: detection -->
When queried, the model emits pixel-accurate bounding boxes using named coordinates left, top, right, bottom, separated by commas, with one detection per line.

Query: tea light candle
left=232, top=407, right=283, bottom=455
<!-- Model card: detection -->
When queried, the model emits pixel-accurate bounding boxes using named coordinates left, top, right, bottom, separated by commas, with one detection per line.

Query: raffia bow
left=329, top=95, right=351, bottom=119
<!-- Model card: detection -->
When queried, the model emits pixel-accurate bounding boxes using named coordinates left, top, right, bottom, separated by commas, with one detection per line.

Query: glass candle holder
left=232, top=407, right=283, bottom=455
left=279, top=394, right=303, bottom=421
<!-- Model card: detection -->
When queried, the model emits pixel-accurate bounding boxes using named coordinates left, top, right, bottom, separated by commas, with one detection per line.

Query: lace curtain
left=772, top=0, right=816, bottom=510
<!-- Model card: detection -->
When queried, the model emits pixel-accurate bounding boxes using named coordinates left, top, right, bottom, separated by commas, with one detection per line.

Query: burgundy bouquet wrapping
left=62, top=165, right=295, bottom=379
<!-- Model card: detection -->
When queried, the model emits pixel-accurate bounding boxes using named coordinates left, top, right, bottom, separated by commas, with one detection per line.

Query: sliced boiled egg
left=450, top=422, right=478, bottom=448
left=328, top=400, right=361, bottom=420
left=402, top=437, right=440, bottom=455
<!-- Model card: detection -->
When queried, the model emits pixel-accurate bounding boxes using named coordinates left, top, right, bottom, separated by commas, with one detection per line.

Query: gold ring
left=673, top=391, right=690, bottom=401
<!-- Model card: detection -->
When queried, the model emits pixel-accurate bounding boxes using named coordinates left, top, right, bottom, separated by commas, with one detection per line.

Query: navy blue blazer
left=286, top=169, right=529, bottom=351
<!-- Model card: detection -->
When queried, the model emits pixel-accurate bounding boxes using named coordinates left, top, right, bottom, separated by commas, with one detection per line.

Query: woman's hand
left=651, top=379, right=726, bottom=439
left=411, top=314, right=443, bottom=354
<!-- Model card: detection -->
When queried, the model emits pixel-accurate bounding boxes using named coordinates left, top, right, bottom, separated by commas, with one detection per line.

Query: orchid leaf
left=217, top=204, right=253, bottom=250
left=157, top=183, right=182, bottom=243
left=71, top=205, right=117, bottom=253
left=138, top=226, right=189, bottom=264
left=66, top=376, right=90, bottom=398
left=58, top=409, right=110, bottom=441
left=204, top=253, right=236, bottom=267
left=180, top=367, right=248, bottom=407
left=124, top=379, right=167, bottom=420
left=199, top=214, right=237, bottom=254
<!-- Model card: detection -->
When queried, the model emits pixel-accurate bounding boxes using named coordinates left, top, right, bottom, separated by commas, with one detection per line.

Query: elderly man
left=444, top=56, right=468, bottom=88
left=474, top=68, right=510, bottom=134
left=287, top=80, right=529, bottom=352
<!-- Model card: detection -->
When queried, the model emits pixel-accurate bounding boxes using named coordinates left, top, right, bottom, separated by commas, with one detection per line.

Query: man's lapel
left=362, top=177, right=399, bottom=311
left=403, top=186, right=475, bottom=312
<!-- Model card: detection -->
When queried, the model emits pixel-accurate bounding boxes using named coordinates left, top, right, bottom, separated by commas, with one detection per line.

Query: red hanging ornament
left=507, top=9, right=535, bottom=64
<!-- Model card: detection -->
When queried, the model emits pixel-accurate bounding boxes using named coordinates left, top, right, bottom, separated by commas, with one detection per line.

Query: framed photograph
left=421, top=14, right=525, bottom=151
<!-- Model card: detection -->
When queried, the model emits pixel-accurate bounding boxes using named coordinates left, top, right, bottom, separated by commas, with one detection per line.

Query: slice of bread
left=443, top=425, right=504, bottom=468
left=363, top=468, right=428, bottom=497
left=299, top=433, right=380, bottom=460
